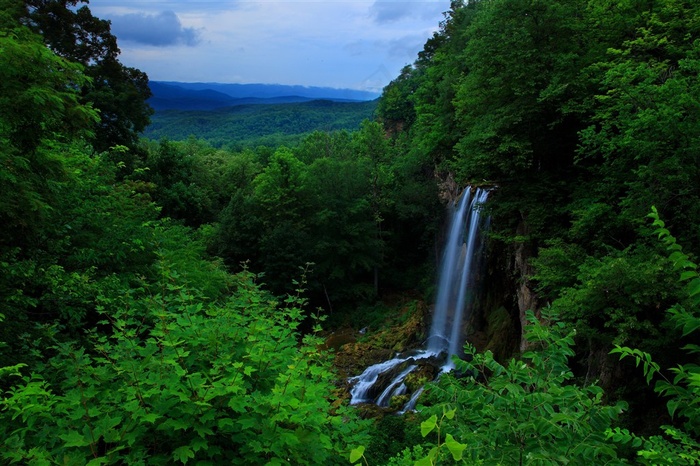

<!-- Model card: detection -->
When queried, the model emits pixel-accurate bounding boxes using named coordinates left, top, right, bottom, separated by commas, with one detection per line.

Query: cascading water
left=428, top=188, right=489, bottom=368
left=348, top=187, right=489, bottom=410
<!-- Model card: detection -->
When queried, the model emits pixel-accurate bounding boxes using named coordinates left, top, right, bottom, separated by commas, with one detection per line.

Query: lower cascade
left=348, top=187, right=490, bottom=411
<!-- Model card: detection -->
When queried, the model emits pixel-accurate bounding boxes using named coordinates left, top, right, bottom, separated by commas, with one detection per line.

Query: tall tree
left=0, top=0, right=98, bottom=246
left=23, top=0, right=153, bottom=152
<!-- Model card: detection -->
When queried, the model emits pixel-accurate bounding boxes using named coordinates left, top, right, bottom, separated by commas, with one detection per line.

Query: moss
left=333, top=295, right=429, bottom=382
left=389, top=394, right=410, bottom=410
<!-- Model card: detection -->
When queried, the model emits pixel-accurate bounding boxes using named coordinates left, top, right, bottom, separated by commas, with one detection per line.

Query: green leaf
left=141, top=412, right=160, bottom=423
left=86, top=458, right=109, bottom=466
left=349, top=446, right=365, bottom=464
left=173, top=445, right=195, bottom=464
left=667, top=399, right=680, bottom=417
left=420, top=414, right=438, bottom=437
left=445, top=433, right=467, bottom=461
left=60, top=430, right=91, bottom=448
left=688, top=278, right=700, bottom=297
left=682, top=344, right=700, bottom=354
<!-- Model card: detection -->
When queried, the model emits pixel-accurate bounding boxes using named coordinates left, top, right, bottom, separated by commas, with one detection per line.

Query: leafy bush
left=607, top=208, right=700, bottom=464
left=1, top=265, right=368, bottom=465
left=395, top=309, right=626, bottom=465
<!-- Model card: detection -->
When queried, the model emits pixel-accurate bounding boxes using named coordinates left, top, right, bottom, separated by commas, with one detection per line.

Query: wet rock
left=322, top=329, right=357, bottom=351
left=404, top=363, right=439, bottom=392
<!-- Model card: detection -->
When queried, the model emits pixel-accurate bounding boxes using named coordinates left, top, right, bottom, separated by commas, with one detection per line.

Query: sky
left=88, top=0, right=451, bottom=93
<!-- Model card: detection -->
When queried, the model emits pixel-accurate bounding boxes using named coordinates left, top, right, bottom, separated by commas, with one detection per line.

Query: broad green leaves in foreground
left=1, top=266, right=367, bottom=465
left=405, top=308, right=625, bottom=465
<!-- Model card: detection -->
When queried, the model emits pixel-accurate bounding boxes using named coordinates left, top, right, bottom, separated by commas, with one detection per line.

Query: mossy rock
left=332, top=297, right=429, bottom=380
left=404, top=364, right=438, bottom=392
left=322, top=329, right=357, bottom=351
left=354, top=402, right=398, bottom=419
left=389, top=394, right=410, bottom=410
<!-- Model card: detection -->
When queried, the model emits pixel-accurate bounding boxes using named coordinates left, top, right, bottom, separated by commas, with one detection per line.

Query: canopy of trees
left=378, top=0, right=700, bottom=383
left=143, top=99, right=379, bottom=150
left=23, top=0, right=153, bottom=152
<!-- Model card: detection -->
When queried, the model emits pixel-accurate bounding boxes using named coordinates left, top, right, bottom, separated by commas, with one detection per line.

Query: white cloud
left=91, top=0, right=449, bottom=89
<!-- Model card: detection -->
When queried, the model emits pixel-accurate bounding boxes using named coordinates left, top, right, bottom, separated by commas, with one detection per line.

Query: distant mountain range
left=148, top=81, right=381, bottom=111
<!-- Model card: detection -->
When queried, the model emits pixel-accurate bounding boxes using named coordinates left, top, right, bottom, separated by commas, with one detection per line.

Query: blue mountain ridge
left=149, top=81, right=380, bottom=111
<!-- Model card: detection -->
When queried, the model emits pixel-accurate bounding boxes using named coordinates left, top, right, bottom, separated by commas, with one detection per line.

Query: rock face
left=429, top=179, right=530, bottom=362
left=465, top=244, right=520, bottom=360
left=513, top=215, right=540, bottom=352
left=458, top=205, right=547, bottom=361
left=437, top=172, right=461, bottom=204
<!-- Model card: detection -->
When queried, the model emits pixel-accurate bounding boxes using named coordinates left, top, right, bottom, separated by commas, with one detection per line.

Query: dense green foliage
left=0, top=3, right=372, bottom=463
left=3, top=0, right=700, bottom=463
left=607, top=208, right=700, bottom=463
left=128, top=126, right=439, bottom=311
left=144, top=99, right=379, bottom=150
left=356, top=0, right=700, bottom=462
left=2, top=265, right=368, bottom=465
left=24, top=0, right=153, bottom=152
left=377, top=0, right=700, bottom=405
left=406, top=310, right=625, bottom=465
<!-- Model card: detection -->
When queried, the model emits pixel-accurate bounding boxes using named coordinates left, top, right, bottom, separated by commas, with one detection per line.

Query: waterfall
left=428, top=188, right=489, bottom=368
left=348, top=187, right=489, bottom=409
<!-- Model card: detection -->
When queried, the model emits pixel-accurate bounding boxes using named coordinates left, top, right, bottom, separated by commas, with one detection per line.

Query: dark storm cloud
left=109, top=11, right=201, bottom=47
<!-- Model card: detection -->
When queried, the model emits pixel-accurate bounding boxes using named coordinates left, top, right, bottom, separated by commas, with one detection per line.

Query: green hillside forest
left=144, top=99, right=380, bottom=149
left=2, top=0, right=700, bottom=464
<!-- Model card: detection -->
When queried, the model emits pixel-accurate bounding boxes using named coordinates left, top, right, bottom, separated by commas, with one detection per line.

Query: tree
left=251, top=148, right=313, bottom=294
left=576, top=0, right=700, bottom=249
left=303, top=154, right=381, bottom=305
left=0, top=0, right=98, bottom=246
left=352, top=121, right=393, bottom=294
left=607, top=208, right=700, bottom=464
left=376, top=65, right=420, bottom=134
left=533, top=0, right=700, bottom=391
left=447, top=0, right=588, bottom=186
left=23, top=0, right=153, bottom=152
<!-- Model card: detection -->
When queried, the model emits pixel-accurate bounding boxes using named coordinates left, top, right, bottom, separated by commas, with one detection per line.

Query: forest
left=1, top=0, right=699, bottom=464
left=143, top=99, right=380, bottom=150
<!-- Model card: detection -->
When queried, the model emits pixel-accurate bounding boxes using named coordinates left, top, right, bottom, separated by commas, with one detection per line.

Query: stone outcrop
left=461, top=205, right=542, bottom=359
left=513, top=214, right=540, bottom=352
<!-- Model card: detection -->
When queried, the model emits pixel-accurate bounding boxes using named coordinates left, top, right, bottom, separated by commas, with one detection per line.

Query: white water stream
left=348, top=187, right=489, bottom=410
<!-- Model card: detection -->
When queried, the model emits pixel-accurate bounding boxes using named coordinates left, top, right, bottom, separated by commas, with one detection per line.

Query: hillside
left=144, top=98, right=379, bottom=148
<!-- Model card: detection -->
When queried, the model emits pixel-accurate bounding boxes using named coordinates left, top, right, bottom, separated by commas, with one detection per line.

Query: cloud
left=93, top=1, right=449, bottom=90
left=386, top=34, right=429, bottom=60
left=371, top=1, right=413, bottom=23
left=109, top=11, right=202, bottom=47
left=370, top=1, right=445, bottom=24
